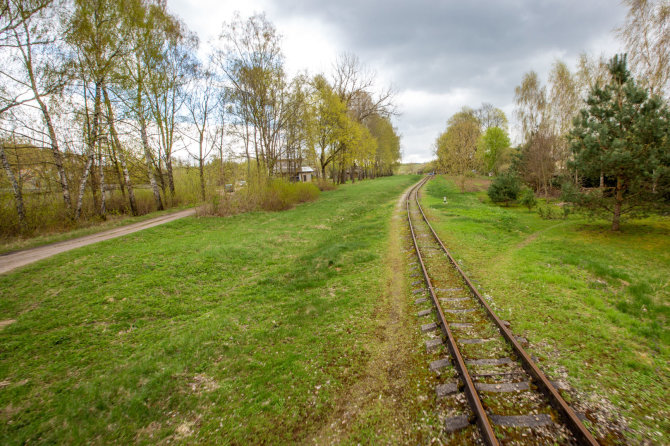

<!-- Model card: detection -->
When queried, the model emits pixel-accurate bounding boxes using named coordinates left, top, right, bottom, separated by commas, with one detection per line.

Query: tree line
left=436, top=0, right=669, bottom=231
left=0, top=1, right=400, bottom=234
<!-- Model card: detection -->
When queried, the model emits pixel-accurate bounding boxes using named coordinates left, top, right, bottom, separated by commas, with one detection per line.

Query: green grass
left=0, top=175, right=420, bottom=445
left=421, top=175, right=669, bottom=444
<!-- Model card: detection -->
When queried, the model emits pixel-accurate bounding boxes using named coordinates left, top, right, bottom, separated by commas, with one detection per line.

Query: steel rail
left=414, top=177, right=599, bottom=446
left=406, top=176, right=500, bottom=446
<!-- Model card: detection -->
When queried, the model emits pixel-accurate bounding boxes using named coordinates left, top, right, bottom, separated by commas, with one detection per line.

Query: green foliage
left=568, top=54, right=670, bottom=230
left=307, top=75, right=395, bottom=180
left=435, top=108, right=481, bottom=181
left=537, top=205, right=563, bottom=220
left=519, top=187, right=537, bottom=211
left=487, top=173, right=521, bottom=205
left=476, top=126, right=510, bottom=174
left=367, top=115, right=401, bottom=176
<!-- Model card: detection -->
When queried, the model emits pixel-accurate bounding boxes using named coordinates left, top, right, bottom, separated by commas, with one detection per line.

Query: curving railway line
left=406, top=176, right=599, bottom=445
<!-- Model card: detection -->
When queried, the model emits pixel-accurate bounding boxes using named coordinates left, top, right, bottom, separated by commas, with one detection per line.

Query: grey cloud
left=267, top=1, right=628, bottom=159
left=276, top=0, right=625, bottom=93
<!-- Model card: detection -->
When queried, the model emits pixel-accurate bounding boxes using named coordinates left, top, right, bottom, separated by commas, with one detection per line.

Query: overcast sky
left=169, top=0, right=627, bottom=163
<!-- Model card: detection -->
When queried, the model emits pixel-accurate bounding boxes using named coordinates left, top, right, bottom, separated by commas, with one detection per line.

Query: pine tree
left=568, top=54, right=670, bottom=231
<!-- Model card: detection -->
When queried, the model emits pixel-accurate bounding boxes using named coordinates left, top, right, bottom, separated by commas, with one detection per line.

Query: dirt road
left=0, top=209, right=196, bottom=275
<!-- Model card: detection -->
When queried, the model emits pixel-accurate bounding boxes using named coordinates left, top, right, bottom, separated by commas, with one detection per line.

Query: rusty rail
left=412, top=176, right=599, bottom=446
left=406, top=176, right=499, bottom=446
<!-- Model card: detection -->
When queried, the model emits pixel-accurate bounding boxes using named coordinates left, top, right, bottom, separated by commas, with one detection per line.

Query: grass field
left=0, top=175, right=440, bottom=445
left=421, top=175, right=669, bottom=444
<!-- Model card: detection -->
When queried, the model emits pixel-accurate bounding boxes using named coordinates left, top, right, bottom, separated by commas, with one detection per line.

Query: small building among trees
left=274, top=160, right=315, bottom=182
left=297, top=166, right=314, bottom=183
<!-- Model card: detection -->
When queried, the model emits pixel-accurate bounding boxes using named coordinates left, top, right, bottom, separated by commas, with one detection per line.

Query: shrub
left=293, top=182, right=321, bottom=203
left=537, top=205, right=568, bottom=220
left=487, top=173, right=521, bottom=205
left=315, top=178, right=337, bottom=191
left=519, top=187, right=537, bottom=211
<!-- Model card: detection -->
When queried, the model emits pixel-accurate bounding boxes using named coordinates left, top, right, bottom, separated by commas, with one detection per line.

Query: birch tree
left=514, top=71, right=556, bottom=193
left=2, top=0, right=73, bottom=219
left=184, top=66, right=221, bottom=201
left=214, top=12, right=286, bottom=177
left=67, top=0, right=131, bottom=219
left=548, top=60, right=580, bottom=171
left=146, top=19, right=195, bottom=197
left=617, top=0, right=670, bottom=98
left=121, top=0, right=170, bottom=211
left=0, top=0, right=53, bottom=228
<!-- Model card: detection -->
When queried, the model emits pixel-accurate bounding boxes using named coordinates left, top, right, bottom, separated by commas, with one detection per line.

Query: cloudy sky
left=169, top=0, right=628, bottom=163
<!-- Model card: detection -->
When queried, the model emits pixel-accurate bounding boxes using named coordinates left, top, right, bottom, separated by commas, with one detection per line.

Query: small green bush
left=487, top=173, right=521, bottom=205
left=293, top=182, right=321, bottom=203
left=519, top=187, right=537, bottom=211
left=537, top=205, right=568, bottom=220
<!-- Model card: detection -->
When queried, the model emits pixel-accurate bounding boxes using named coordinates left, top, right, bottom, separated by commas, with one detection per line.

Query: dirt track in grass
left=310, top=182, right=442, bottom=444
left=0, top=209, right=195, bottom=275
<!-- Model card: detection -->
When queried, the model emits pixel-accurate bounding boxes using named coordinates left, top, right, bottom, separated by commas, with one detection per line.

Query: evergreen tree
left=568, top=54, right=670, bottom=231
left=487, top=172, right=521, bottom=206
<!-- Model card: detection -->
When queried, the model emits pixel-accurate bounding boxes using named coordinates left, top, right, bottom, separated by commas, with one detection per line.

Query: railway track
left=406, top=176, right=599, bottom=445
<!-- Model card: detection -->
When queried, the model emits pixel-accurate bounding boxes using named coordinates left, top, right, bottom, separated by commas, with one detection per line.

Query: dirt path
left=0, top=209, right=195, bottom=275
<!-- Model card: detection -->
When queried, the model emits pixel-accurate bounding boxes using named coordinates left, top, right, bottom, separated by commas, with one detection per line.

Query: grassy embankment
left=0, top=206, right=192, bottom=255
left=0, top=175, right=440, bottom=444
left=421, top=175, right=668, bottom=444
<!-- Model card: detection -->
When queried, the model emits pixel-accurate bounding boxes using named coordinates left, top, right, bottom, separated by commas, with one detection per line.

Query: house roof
left=300, top=166, right=314, bottom=173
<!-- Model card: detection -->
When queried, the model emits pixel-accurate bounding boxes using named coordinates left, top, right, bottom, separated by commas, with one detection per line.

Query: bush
left=315, top=178, right=337, bottom=191
left=260, top=180, right=320, bottom=211
left=487, top=173, right=521, bottom=205
left=293, top=182, right=321, bottom=203
left=519, top=187, right=537, bottom=211
left=537, top=204, right=570, bottom=220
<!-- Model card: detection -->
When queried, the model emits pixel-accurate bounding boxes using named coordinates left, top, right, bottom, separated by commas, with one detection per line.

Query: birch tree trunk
left=199, top=133, right=206, bottom=201
left=0, top=142, right=26, bottom=229
left=109, top=144, right=126, bottom=199
left=17, top=25, right=72, bottom=216
left=103, top=87, right=138, bottom=215
left=166, top=157, right=175, bottom=196
left=98, top=144, right=106, bottom=218
left=75, top=81, right=103, bottom=220
left=135, top=75, right=163, bottom=211
left=140, top=115, right=164, bottom=211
